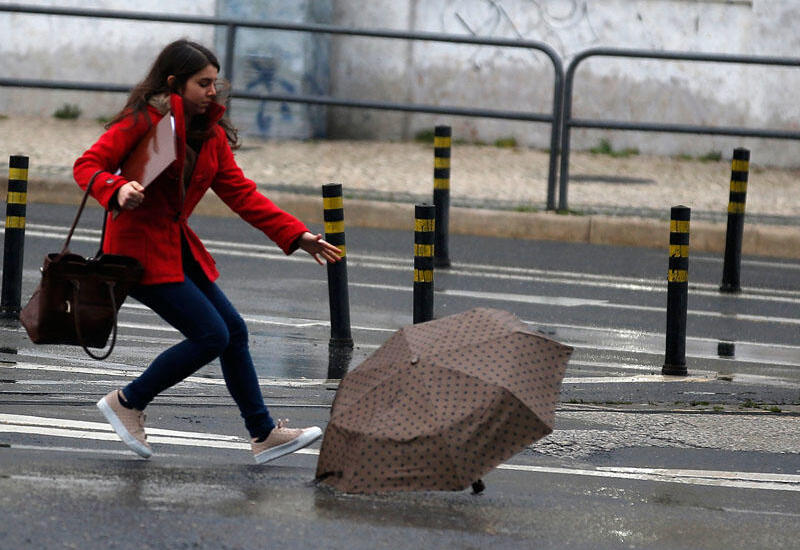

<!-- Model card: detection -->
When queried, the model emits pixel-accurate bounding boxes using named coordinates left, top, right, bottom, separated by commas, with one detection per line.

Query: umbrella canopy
left=316, top=307, right=573, bottom=494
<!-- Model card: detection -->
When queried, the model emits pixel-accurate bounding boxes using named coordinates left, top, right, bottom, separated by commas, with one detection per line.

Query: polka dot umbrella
left=316, top=307, right=573, bottom=494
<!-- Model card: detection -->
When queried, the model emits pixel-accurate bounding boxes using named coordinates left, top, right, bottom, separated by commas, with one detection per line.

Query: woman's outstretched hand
left=297, top=232, right=342, bottom=265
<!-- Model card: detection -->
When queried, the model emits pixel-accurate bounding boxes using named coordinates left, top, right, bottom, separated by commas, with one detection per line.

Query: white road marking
left=534, top=320, right=800, bottom=353
left=21, top=224, right=800, bottom=303
left=9, top=443, right=182, bottom=458
left=561, top=374, right=714, bottom=384
left=9, top=227, right=799, bottom=374
left=196, top=246, right=800, bottom=304
left=101, top=310, right=799, bottom=368
left=0, top=414, right=315, bottom=455
left=1, top=414, right=242, bottom=440
left=3, top=413, right=798, bottom=492
left=441, top=289, right=610, bottom=307
left=116, top=304, right=800, bottom=359
left=0, top=424, right=250, bottom=450
left=120, top=305, right=394, bottom=334
left=0, top=360, right=737, bottom=387
left=349, top=281, right=800, bottom=326
left=0, top=362, right=331, bottom=387
left=497, top=464, right=800, bottom=492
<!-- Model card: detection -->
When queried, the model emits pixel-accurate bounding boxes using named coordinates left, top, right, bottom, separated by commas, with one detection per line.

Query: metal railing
left=0, top=3, right=565, bottom=210
left=558, top=47, right=800, bottom=211
left=5, top=5, right=800, bottom=213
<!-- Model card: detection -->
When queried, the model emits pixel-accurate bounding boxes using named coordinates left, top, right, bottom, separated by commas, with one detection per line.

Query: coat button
left=105, top=178, right=114, bottom=185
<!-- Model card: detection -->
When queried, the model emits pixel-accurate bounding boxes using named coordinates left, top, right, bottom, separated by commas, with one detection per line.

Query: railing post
left=1, top=155, right=29, bottom=320
left=433, top=125, right=451, bottom=268
left=663, top=205, right=690, bottom=376
left=413, top=204, right=435, bottom=324
left=223, top=23, right=237, bottom=112
left=557, top=59, right=578, bottom=212
left=720, top=147, right=749, bottom=293
left=322, top=183, right=353, bottom=348
left=546, top=54, right=564, bottom=212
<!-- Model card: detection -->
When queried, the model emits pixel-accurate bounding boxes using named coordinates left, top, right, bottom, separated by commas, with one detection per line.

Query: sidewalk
left=2, top=115, right=799, bottom=258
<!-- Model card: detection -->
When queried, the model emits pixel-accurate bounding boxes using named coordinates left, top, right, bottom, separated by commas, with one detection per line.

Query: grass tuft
left=53, top=103, right=82, bottom=119
left=590, top=138, right=639, bottom=158
left=494, top=137, right=518, bottom=148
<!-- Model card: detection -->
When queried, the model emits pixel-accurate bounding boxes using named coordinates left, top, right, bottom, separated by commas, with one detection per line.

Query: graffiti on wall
left=243, top=52, right=296, bottom=134
left=239, top=44, right=329, bottom=137
left=440, top=0, right=600, bottom=67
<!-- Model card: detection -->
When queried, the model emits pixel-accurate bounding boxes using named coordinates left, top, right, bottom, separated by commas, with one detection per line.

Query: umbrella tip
left=471, top=479, right=485, bottom=495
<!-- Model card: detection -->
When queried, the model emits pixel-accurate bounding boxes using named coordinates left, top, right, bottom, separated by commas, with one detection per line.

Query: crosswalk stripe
left=3, top=413, right=798, bottom=492
left=497, top=464, right=800, bottom=492
left=0, top=362, right=331, bottom=387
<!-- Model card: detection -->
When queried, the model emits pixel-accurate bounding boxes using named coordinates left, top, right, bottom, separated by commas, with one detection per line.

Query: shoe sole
left=96, top=396, right=152, bottom=459
left=254, top=427, right=322, bottom=464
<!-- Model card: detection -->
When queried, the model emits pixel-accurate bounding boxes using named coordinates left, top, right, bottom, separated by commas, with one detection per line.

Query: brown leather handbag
left=20, top=170, right=144, bottom=360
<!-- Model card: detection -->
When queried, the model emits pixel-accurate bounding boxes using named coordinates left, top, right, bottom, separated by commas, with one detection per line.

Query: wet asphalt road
left=1, top=203, right=799, bottom=548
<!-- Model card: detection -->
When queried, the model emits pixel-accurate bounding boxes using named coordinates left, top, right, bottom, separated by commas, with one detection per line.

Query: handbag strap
left=71, top=279, right=118, bottom=361
left=97, top=208, right=109, bottom=258
left=62, top=169, right=105, bottom=255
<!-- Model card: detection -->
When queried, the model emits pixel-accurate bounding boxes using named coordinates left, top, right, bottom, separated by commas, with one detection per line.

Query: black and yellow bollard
left=720, top=148, right=749, bottom=293
left=1, top=156, right=29, bottom=319
left=322, top=183, right=353, bottom=350
left=413, top=203, right=435, bottom=324
left=433, top=125, right=451, bottom=268
left=663, top=205, right=690, bottom=376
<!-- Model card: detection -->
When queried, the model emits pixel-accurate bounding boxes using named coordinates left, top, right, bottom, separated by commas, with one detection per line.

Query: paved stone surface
left=535, top=407, right=800, bottom=459
left=1, top=115, right=798, bottom=258
left=2, top=114, right=799, bottom=218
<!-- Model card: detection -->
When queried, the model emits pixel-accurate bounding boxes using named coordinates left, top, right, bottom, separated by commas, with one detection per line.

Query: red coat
left=73, top=94, right=308, bottom=285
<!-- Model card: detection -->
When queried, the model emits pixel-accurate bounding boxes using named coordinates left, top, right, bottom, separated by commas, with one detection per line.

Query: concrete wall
left=0, top=0, right=215, bottom=119
left=214, top=0, right=331, bottom=139
left=328, top=0, right=800, bottom=166
left=0, top=0, right=330, bottom=139
left=2, top=1, right=800, bottom=165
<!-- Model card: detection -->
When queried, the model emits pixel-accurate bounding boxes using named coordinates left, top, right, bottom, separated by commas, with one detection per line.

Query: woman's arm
left=211, top=134, right=312, bottom=255
left=73, top=113, right=152, bottom=209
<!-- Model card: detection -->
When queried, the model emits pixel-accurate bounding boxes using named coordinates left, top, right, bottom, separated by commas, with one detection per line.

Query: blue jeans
left=122, top=256, right=274, bottom=440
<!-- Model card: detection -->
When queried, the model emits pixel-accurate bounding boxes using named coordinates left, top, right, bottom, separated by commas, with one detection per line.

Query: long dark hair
left=107, top=39, right=239, bottom=148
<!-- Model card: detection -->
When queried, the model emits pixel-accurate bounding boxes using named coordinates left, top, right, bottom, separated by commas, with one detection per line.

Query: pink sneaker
left=251, top=419, right=322, bottom=464
left=96, top=390, right=152, bottom=458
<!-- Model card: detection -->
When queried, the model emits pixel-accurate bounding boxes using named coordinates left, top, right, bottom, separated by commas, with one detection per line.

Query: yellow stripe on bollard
left=324, top=220, right=345, bottom=234
left=7, top=192, right=27, bottom=205
left=414, top=269, right=433, bottom=283
left=668, top=269, right=688, bottom=283
left=415, top=218, right=435, bottom=232
left=669, top=244, right=689, bottom=258
left=8, top=168, right=28, bottom=181
left=5, top=216, right=26, bottom=229
left=434, top=136, right=451, bottom=148
left=434, top=157, right=450, bottom=169
left=731, top=159, right=749, bottom=172
left=728, top=202, right=746, bottom=214
left=433, top=178, right=450, bottom=190
left=323, top=196, right=343, bottom=210
left=414, top=244, right=434, bottom=257
left=670, top=220, right=690, bottom=233
left=729, top=180, right=748, bottom=193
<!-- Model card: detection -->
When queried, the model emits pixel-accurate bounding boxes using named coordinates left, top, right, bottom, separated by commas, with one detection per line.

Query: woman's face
left=179, top=64, right=219, bottom=117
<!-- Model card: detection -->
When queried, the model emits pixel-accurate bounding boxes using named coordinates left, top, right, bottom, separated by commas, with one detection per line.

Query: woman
left=74, top=39, right=341, bottom=463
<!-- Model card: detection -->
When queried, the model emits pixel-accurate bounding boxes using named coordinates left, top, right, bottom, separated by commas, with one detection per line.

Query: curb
left=8, top=177, right=800, bottom=260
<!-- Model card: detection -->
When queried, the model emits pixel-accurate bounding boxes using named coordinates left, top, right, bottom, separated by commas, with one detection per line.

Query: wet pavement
left=1, top=204, right=799, bottom=548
